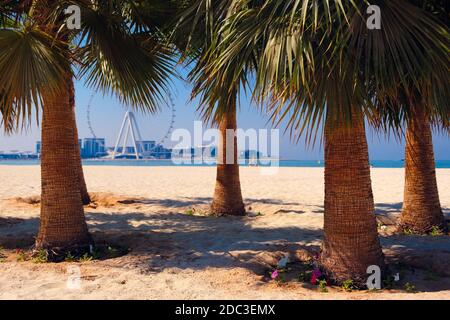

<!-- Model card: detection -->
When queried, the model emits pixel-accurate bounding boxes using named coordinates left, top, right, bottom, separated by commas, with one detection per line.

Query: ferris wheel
left=85, top=92, right=177, bottom=159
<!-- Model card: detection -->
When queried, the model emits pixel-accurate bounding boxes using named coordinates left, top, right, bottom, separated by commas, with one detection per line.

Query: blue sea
left=0, top=159, right=449, bottom=168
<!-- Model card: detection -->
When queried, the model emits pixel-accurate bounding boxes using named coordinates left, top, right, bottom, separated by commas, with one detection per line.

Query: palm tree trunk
left=211, top=106, right=245, bottom=216
left=68, top=78, right=91, bottom=205
left=400, top=110, right=445, bottom=233
left=320, top=113, right=384, bottom=286
left=36, top=76, right=91, bottom=258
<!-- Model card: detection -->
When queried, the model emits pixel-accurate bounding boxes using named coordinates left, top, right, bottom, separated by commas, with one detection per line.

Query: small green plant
left=91, top=247, right=101, bottom=260
left=377, top=221, right=384, bottom=230
left=65, top=252, right=76, bottom=262
left=404, top=282, right=416, bottom=293
left=32, top=249, right=48, bottom=263
left=318, top=280, right=328, bottom=293
left=403, top=227, right=414, bottom=235
left=342, top=280, right=354, bottom=292
left=430, top=226, right=443, bottom=236
left=184, top=209, right=194, bottom=216
left=79, top=253, right=93, bottom=262
left=383, top=275, right=396, bottom=289
left=16, top=249, right=29, bottom=262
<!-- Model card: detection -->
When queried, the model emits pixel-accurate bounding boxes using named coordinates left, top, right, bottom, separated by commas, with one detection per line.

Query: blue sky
left=0, top=74, right=449, bottom=160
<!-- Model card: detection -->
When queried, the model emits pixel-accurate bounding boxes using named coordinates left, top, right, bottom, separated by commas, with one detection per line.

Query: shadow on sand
left=1, top=197, right=449, bottom=293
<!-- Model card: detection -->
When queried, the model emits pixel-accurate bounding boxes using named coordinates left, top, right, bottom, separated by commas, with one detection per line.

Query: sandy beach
left=0, top=165, right=449, bottom=300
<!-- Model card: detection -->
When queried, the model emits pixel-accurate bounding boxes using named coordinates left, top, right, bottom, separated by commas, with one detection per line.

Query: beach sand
left=0, top=166, right=449, bottom=300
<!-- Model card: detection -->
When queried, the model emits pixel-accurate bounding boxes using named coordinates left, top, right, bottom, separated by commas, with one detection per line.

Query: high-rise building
left=140, top=140, right=156, bottom=152
left=36, top=141, right=41, bottom=155
left=152, top=144, right=172, bottom=159
left=82, top=138, right=106, bottom=158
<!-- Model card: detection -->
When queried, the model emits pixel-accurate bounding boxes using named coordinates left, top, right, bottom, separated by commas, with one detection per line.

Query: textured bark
left=68, top=78, right=91, bottom=205
left=400, top=110, right=445, bottom=233
left=33, top=2, right=91, bottom=258
left=36, top=76, right=91, bottom=255
left=320, top=114, right=385, bottom=286
left=211, top=107, right=246, bottom=216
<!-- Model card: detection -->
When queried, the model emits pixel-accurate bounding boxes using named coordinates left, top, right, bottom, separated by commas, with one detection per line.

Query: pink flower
left=271, top=270, right=279, bottom=280
left=313, top=268, right=322, bottom=277
left=311, top=268, right=322, bottom=285
left=311, top=273, right=317, bottom=285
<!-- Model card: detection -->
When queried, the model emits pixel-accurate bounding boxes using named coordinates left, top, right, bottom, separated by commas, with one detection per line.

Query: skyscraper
left=36, top=141, right=41, bottom=155
left=82, top=138, right=106, bottom=158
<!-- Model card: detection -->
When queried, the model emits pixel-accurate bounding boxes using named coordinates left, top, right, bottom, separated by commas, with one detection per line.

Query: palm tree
left=399, top=0, right=450, bottom=234
left=0, top=0, right=175, bottom=258
left=197, top=94, right=246, bottom=216
left=0, top=2, right=90, bottom=206
left=401, top=107, right=447, bottom=233
left=176, top=0, right=259, bottom=216
left=213, top=0, right=449, bottom=285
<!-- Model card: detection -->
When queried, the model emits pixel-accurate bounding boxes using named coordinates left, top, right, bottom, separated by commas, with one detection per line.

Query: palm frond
left=0, top=27, right=69, bottom=130
left=76, top=2, right=176, bottom=113
left=219, top=0, right=449, bottom=143
left=179, top=0, right=261, bottom=124
left=346, top=0, right=450, bottom=126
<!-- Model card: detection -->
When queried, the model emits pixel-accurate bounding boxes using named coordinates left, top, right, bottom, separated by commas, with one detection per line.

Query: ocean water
left=0, top=159, right=449, bottom=168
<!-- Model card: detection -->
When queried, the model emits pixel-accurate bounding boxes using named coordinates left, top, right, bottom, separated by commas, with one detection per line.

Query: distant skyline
left=1, top=74, right=449, bottom=160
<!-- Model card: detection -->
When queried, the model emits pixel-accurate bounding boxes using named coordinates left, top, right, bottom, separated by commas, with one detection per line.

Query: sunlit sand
left=0, top=166, right=449, bottom=299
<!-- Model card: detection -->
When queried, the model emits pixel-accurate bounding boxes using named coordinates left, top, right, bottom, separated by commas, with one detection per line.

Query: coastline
left=0, top=159, right=450, bottom=168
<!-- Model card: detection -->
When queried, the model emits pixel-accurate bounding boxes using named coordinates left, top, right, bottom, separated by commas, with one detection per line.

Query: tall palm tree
left=401, top=109, right=446, bottom=233
left=0, top=0, right=175, bottom=258
left=207, top=0, right=383, bottom=285
left=213, top=0, right=449, bottom=285
left=176, top=0, right=259, bottom=216
left=399, top=0, right=450, bottom=234
left=0, top=1, right=90, bottom=205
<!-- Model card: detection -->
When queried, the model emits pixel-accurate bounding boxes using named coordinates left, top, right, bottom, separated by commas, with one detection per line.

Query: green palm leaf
left=215, top=0, right=449, bottom=142
left=75, top=2, right=177, bottom=113
left=0, top=0, right=179, bottom=132
left=0, top=27, right=69, bottom=129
